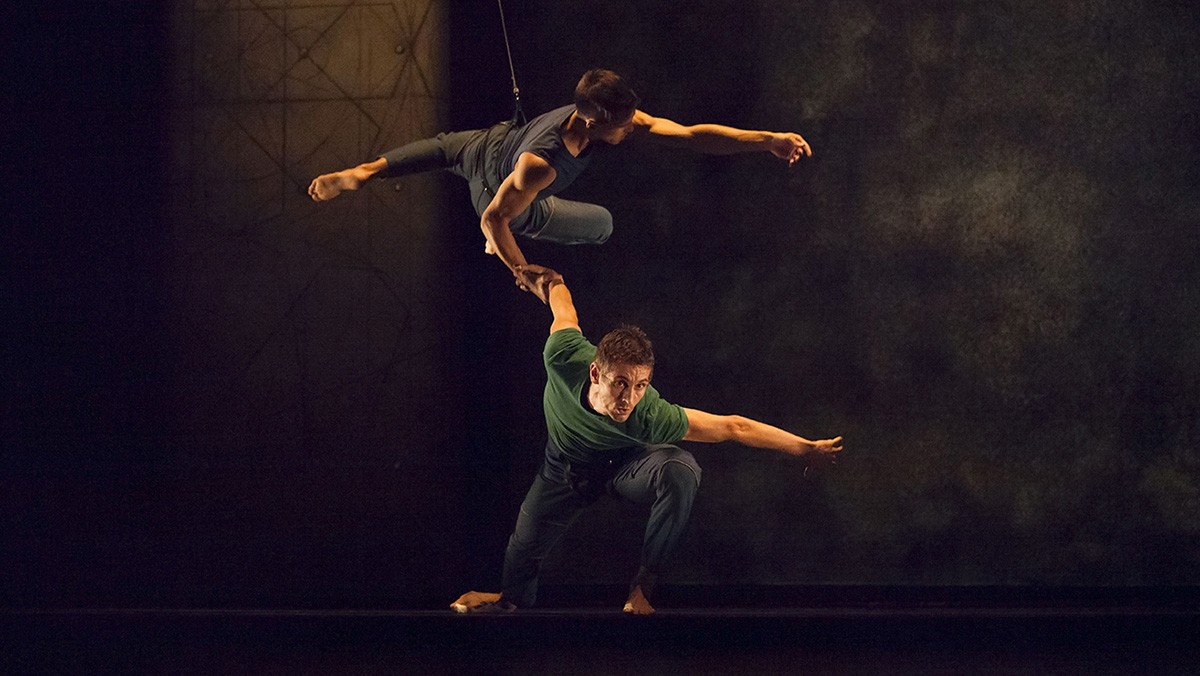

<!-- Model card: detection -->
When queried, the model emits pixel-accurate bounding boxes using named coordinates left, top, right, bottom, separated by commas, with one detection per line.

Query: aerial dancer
left=308, top=69, right=812, bottom=301
left=449, top=264, right=843, bottom=615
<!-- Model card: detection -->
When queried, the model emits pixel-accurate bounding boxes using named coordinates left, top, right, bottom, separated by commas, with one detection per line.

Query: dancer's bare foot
left=308, top=166, right=371, bottom=201
left=450, top=590, right=503, bottom=613
left=622, top=585, right=655, bottom=615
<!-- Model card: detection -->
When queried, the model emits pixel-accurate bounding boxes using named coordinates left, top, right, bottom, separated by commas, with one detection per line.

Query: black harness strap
left=497, top=0, right=527, bottom=126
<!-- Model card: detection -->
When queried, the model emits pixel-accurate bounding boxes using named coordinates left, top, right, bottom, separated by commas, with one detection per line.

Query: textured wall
left=167, top=0, right=452, bottom=462
left=489, top=0, right=1200, bottom=586
left=5, top=1, right=472, bottom=607
left=4, top=0, right=1198, bottom=609
left=161, top=0, right=466, bottom=604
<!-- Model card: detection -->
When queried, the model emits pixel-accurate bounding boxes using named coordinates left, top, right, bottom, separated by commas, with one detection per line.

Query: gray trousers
left=377, top=128, right=613, bottom=245
left=500, top=443, right=702, bottom=607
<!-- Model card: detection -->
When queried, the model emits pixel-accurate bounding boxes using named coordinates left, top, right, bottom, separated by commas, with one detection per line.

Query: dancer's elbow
left=480, top=210, right=508, bottom=235
left=726, top=415, right=753, bottom=442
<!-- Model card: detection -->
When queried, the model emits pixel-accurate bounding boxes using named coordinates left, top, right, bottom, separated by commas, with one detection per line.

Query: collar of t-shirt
left=579, top=382, right=597, bottom=414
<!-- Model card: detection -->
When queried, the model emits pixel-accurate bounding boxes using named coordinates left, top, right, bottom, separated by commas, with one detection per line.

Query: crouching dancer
left=452, top=266, right=843, bottom=615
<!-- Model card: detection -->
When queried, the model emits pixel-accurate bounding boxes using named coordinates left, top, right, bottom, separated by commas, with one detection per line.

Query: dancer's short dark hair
left=595, top=324, right=655, bottom=373
left=575, top=68, right=640, bottom=124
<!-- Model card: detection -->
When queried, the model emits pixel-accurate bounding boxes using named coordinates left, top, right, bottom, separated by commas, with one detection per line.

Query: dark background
left=3, top=0, right=1198, bottom=609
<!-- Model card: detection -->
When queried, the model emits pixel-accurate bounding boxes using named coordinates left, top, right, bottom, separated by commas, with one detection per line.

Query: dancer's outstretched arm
left=683, top=407, right=842, bottom=461
left=632, top=111, right=812, bottom=166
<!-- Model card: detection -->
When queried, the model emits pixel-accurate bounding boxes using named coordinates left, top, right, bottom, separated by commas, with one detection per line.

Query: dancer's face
left=585, top=113, right=636, bottom=145
left=588, top=361, right=652, bottom=423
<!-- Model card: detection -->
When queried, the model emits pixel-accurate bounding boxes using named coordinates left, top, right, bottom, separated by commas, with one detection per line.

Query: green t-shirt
left=542, top=328, right=689, bottom=463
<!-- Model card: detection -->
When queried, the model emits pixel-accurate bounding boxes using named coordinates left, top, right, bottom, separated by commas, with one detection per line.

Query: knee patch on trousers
left=657, top=450, right=701, bottom=492
left=591, top=211, right=613, bottom=244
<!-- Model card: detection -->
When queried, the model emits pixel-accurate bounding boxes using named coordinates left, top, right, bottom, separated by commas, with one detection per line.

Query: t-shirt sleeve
left=636, top=386, right=689, bottom=445
left=543, top=328, right=588, bottom=370
left=521, top=133, right=560, bottom=165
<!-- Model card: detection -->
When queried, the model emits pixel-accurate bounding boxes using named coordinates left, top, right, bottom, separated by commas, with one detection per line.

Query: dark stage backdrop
left=3, top=0, right=1198, bottom=609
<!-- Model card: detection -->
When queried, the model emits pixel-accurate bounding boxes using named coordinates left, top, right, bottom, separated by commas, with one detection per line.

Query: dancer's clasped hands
left=514, top=264, right=563, bottom=305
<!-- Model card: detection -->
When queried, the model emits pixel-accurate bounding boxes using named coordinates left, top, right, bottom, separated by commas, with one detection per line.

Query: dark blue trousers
left=500, top=443, right=701, bottom=607
left=376, top=127, right=613, bottom=245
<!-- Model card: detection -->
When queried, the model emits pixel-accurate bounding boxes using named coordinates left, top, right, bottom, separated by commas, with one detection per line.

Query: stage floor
left=5, top=601, right=1197, bottom=674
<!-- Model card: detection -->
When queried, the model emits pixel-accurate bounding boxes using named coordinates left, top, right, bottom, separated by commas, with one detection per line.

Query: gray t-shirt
left=475, top=105, right=597, bottom=201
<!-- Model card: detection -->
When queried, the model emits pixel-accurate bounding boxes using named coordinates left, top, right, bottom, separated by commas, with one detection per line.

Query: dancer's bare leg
left=308, top=158, right=387, bottom=202
left=623, top=585, right=655, bottom=615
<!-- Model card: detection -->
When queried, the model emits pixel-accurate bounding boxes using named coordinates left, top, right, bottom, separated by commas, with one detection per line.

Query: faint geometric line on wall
left=185, top=0, right=446, bottom=218
left=187, top=103, right=292, bottom=231
left=174, top=0, right=448, bottom=445
left=236, top=260, right=413, bottom=380
left=188, top=2, right=439, bottom=106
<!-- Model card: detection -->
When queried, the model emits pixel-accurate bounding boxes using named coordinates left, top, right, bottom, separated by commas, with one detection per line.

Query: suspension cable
left=497, top=0, right=526, bottom=125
